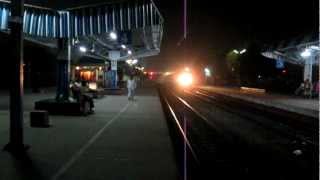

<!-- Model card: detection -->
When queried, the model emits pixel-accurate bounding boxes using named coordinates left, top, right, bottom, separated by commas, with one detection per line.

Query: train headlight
left=177, top=72, right=193, bottom=87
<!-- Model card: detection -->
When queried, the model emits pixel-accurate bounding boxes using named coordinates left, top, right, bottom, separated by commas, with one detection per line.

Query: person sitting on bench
left=71, top=80, right=94, bottom=113
left=70, top=80, right=81, bottom=101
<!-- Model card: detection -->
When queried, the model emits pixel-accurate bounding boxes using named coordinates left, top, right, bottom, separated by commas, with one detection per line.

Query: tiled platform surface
left=0, top=86, right=178, bottom=180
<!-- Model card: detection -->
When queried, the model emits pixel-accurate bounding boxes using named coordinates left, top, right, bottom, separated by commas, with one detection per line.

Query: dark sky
left=145, top=0, right=318, bottom=71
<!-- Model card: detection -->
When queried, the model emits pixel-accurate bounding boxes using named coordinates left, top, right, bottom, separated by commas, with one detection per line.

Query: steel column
left=4, top=0, right=27, bottom=153
left=56, top=38, right=71, bottom=101
left=303, top=56, right=314, bottom=82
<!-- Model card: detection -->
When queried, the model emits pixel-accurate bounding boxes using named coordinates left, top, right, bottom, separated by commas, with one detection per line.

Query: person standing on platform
left=127, top=75, right=137, bottom=101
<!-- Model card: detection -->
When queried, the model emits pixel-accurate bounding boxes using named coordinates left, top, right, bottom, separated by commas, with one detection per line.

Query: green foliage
left=226, top=51, right=240, bottom=71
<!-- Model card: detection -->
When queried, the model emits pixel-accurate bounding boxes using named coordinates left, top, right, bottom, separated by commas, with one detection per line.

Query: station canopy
left=262, top=33, right=319, bottom=66
left=0, top=0, right=164, bottom=61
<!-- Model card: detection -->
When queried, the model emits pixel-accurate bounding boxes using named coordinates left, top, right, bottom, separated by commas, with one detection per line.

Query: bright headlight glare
left=177, top=72, right=193, bottom=87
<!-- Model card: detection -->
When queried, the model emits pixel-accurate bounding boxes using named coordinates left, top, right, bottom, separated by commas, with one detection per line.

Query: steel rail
left=187, top=89, right=317, bottom=147
left=160, top=90, right=200, bottom=164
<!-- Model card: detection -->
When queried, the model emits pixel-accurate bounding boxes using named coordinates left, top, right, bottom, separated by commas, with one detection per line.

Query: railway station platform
left=199, top=86, right=319, bottom=118
left=0, top=86, right=178, bottom=180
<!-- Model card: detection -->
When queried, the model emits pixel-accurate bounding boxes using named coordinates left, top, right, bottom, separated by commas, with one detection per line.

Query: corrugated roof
left=23, top=0, right=144, bottom=10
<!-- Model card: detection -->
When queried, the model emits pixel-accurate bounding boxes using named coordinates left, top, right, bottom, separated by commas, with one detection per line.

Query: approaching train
left=158, top=67, right=207, bottom=90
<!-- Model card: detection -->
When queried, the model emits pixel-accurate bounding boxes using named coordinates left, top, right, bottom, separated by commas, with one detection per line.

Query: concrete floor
left=0, top=87, right=178, bottom=180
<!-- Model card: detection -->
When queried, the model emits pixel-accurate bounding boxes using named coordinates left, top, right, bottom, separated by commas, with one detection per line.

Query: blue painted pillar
left=108, top=51, right=120, bottom=89
left=110, top=70, right=118, bottom=88
left=110, top=60, right=118, bottom=88
left=56, top=38, right=70, bottom=101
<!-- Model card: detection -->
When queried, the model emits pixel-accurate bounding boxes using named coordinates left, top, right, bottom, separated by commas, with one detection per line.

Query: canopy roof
left=262, top=33, right=319, bottom=66
left=0, top=0, right=163, bottom=61
left=75, top=54, right=106, bottom=66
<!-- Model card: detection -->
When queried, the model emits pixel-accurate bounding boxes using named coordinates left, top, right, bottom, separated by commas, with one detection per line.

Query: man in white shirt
left=127, top=75, right=137, bottom=101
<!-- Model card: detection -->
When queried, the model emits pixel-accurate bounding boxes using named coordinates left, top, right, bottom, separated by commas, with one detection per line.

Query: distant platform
left=199, top=86, right=319, bottom=118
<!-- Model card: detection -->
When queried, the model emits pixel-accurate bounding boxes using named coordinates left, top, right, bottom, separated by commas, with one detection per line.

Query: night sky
left=146, top=0, right=318, bottom=71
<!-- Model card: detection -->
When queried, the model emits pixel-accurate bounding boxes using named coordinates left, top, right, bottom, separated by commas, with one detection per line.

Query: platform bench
left=35, top=99, right=91, bottom=116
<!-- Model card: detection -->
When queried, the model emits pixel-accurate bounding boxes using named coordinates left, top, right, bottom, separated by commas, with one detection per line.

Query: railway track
left=189, top=88, right=318, bottom=147
left=158, top=85, right=318, bottom=180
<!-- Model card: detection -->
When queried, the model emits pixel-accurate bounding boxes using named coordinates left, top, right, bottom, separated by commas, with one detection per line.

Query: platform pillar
left=303, top=56, right=313, bottom=82
left=56, top=38, right=71, bottom=101
left=110, top=61, right=118, bottom=88
left=4, top=0, right=27, bottom=153
left=108, top=51, right=120, bottom=89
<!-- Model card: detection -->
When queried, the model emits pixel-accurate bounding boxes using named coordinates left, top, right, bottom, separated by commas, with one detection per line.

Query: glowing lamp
left=240, top=49, right=247, bottom=54
left=109, top=32, right=117, bottom=40
left=79, top=46, right=87, bottom=53
left=301, top=49, right=311, bottom=58
left=233, top=50, right=239, bottom=54
left=204, top=68, right=211, bottom=77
